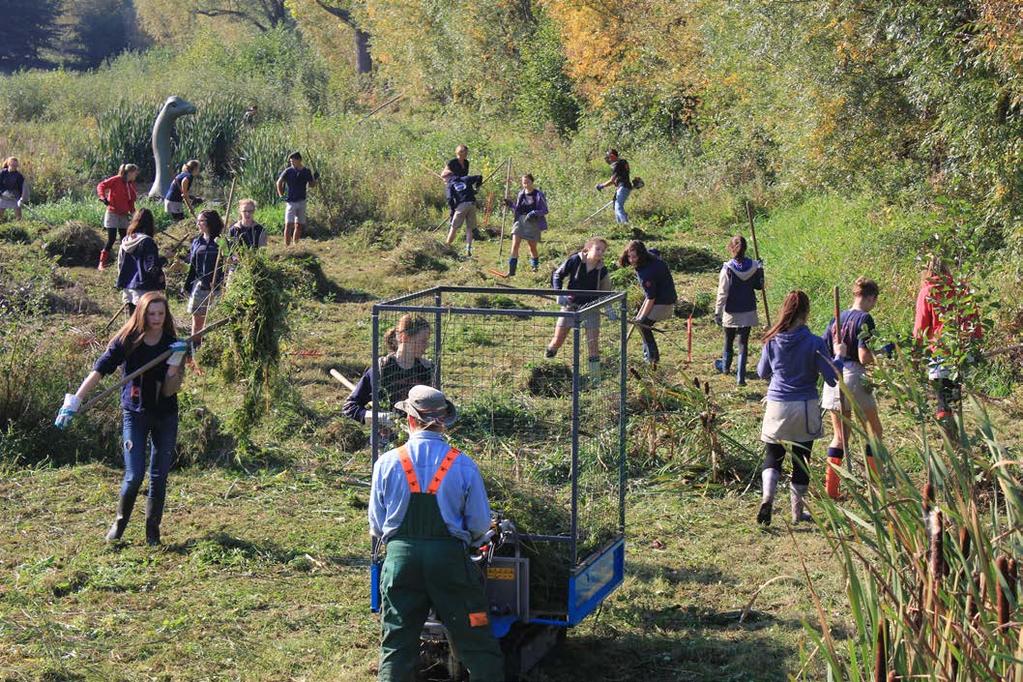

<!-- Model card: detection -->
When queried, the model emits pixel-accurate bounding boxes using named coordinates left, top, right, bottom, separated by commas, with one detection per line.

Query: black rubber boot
left=507, top=257, right=518, bottom=277
left=145, top=496, right=165, bottom=546
left=105, top=492, right=138, bottom=543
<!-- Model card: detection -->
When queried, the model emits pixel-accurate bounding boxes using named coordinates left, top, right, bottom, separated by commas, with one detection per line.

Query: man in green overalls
left=370, top=385, right=505, bottom=681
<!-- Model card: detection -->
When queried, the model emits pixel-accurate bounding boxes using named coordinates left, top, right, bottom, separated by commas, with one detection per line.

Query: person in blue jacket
left=183, top=210, right=225, bottom=348
left=755, top=290, right=845, bottom=527
left=343, top=315, right=434, bottom=443
left=115, top=209, right=166, bottom=314
left=504, top=173, right=549, bottom=275
left=619, top=240, right=677, bottom=367
left=55, top=292, right=189, bottom=545
left=714, top=235, right=764, bottom=386
left=164, top=160, right=199, bottom=220
left=443, top=172, right=483, bottom=257
left=370, top=385, right=504, bottom=680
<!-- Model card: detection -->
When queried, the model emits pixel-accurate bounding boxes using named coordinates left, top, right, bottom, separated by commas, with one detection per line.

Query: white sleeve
left=715, top=267, right=730, bottom=317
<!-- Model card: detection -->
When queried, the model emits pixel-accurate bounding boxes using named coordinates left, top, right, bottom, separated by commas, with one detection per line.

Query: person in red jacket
left=913, top=255, right=983, bottom=435
left=97, top=164, right=140, bottom=270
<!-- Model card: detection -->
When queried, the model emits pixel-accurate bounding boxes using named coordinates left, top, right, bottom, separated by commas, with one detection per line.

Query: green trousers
left=378, top=494, right=504, bottom=681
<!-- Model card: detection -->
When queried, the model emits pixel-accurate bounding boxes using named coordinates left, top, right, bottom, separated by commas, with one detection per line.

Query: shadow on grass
left=164, top=531, right=368, bottom=569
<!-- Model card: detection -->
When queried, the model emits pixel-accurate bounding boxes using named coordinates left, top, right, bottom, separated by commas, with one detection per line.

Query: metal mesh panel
left=370, top=286, right=626, bottom=615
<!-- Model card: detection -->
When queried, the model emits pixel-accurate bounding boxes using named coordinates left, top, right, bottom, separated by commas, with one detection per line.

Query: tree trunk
left=355, top=27, right=371, bottom=73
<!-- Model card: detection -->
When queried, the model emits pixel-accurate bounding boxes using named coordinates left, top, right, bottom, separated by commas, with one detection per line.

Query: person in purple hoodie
left=714, top=235, right=764, bottom=386
left=115, top=209, right=166, bottom=315
left=755, top=290, right=844, bottom=527
left=503, top=173, right=548, bottom=276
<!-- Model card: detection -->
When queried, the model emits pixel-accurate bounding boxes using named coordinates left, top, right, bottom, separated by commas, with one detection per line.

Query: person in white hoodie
left=714, top=235, right=764, bottom=386
left=115, top=209, right=166, bottom=314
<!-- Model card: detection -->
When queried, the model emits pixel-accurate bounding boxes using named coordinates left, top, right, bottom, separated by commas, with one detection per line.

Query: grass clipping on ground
left=211, top=249, right=303, bottom=453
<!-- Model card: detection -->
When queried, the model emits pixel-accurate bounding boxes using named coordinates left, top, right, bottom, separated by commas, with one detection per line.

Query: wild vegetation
left=2, top=1, right=1022, bottom=680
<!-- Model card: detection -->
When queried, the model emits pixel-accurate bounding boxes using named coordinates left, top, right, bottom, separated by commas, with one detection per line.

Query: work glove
left=313, top=171, right=321, bottom=180
left=714, top=313, right=723, bottom=327
left=55, top=393, right=81, bottom=430
left=635, top=316, right=652, bottom=328
left=556, top=295, right=571, bottom=306
left=364, top=411, right=395, bottom=427
left=167, top=340, right=190, bottom=367
left=595, top=183, right=603, bottom=192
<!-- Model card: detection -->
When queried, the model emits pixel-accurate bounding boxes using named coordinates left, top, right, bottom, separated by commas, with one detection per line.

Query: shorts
left=285, top=200, right=307, bottom=224
left=0, top=198, right=19, bottom=210
left=122, top=288, right=149, bottom=305
left=820, top=362, right=878, bottom=412
left=187, top=285, right=216, bottom=315
left=556, top=304, right=602, bottom=329
left=511, top=216, right=542, bottom=242
left=104, top=211, right=131, bottom=231
left=761, top=398, right=824, bottom=443
left=164, top=200, right=184, bottom=216
left=450, top=202, right=478, bottom=234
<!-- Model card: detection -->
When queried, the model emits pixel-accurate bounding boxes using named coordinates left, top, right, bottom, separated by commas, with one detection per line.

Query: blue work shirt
left=369, top=430, right=492, bottom=545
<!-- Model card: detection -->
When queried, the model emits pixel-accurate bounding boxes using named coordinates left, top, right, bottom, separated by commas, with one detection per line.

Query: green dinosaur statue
left=147, top=96, right=197, bottom=199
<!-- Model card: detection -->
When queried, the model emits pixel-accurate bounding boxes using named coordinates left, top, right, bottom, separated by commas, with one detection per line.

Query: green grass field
left=1, top=192, right=1019, bottom=681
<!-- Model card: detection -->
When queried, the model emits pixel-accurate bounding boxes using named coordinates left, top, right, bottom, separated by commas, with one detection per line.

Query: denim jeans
left=121, top=409, right=178, bottom=503
left=723, top=326, right=752, bottom=382
left=614, top=186, right=631, bottom=224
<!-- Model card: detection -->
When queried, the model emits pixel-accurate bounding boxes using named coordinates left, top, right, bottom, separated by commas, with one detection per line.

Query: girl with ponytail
left=96, top=163, right=140, bottom=270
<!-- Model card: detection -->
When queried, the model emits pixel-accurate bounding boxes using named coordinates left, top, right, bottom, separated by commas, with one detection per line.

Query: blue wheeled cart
left=367, top=286, right=628, bottom=680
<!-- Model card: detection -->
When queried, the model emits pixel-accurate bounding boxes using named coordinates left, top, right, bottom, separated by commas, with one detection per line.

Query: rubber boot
left=588, top=356, right=601, bottom=386
left=736, top=351, right=748, bottom=387
left=145, top=496, right=165, bottom=546
left=530, top=257, right=539, bottom=272
left=825, top=457, right=842, bottom=500
left=105, top=492, right=138, bottom=542
left=507, top=257, right=518, bottom=277
left=98, top=249, right=110, bottom=271
left=790, top=483, right=812, bottom=523
left=757, top=469, right=779, bottom=526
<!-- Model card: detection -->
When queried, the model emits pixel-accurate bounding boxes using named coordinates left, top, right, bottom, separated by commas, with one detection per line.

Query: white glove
left=525, top=210, right=538, bottom=221
left=835, top=343, right=848, bottom=359
left=167, top=340, right=189, bottom=367
left=55, top=393, right=81, bottom=430
left=557, top=295, right=571, bottom=306
left=365, top=411, right=395, bottom=427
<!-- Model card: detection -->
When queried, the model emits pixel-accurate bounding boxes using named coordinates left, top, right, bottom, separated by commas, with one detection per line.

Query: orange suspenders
left=396, top=445, right=461, bottom=495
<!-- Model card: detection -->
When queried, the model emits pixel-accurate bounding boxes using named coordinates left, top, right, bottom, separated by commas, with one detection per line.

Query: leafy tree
left=61, top=0, right=137, bottom=69
left=515, top=10, right=579, bottom=134
left=0, top=0, right=62, bottom=71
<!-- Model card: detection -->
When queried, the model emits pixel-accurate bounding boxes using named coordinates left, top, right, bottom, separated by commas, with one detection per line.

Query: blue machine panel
left=566, top=538, right=625, bottom=625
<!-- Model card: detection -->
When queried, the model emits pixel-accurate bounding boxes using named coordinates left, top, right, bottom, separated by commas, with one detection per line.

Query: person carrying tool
left=913, top=255, right=983, bottom=440
left=54, top=291, right=189, bottom=545
left=820, top=277, right=886, bottom=498
left=276, top=151, right=318, bottom=246
left=370, top=385, right=505, bottom=681
left=595, top=148, right=632, bottom=224
left=115, top=209, right=167, bottom=315
left=545, top=237, right=615, bottom=381
left=0, top=156, right=28, bottom=221
left=164, top=160, right=199, bottom=221
left=618, top=240, right=677, bottom=367
left=183, top=210, right=226, bottom=349
left=96, top=163, right=139, bottom=270
left=714, top=235, right=764, bottom=386
left=755, top=291, right=844, bottom=526
left=503, top=173, right=548, bottom=276
left=343, top=315, right=434, bottom=440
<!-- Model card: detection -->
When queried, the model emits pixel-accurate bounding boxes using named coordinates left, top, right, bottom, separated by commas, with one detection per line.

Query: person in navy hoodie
left=164, top=160, right=199, bottom=221
left=755, top=290, right=844, bottom=526
left=619, top=240, right=677, bottom=367
left=0, top=156, right=28, bottom=221
left=546, top=237, right=615, bottom=381
left=55, top=292, right=189, bottom=545
left=714, top=235, right=764, bottom=386
left=443, top=171, right=483, bottom=257
left=116, top=209, right=166, bottom=315
left=183, top=210, right=225, bottom=348
left=504, top=173, right=549, bottom=275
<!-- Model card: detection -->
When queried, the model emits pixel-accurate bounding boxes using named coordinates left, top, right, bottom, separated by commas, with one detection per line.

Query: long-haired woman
left=55, top=292, right=189, bottom=545
left=96, top=163, right=140, bottom=270
left=714, top=235, right=763, bottom=385
left=0, top=156, right=28, bottom=221
left=618, top=240, right=677, bottom=367
left=116, top=209, right=166, bottom=315
left=164, top=160, right=200, bottom=220
left=503, top=173, right=549, bottom=276
left=755, top=290, right=844, bottom=526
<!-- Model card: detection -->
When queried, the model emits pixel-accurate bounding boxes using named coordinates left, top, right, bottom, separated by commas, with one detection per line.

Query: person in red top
left=97, top=164, right=140, bottom=270
left=913, top=254, right=983, bottom=434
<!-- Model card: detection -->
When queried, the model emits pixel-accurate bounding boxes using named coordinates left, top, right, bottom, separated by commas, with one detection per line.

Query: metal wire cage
left=369, top=285, right=627, bottom=625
